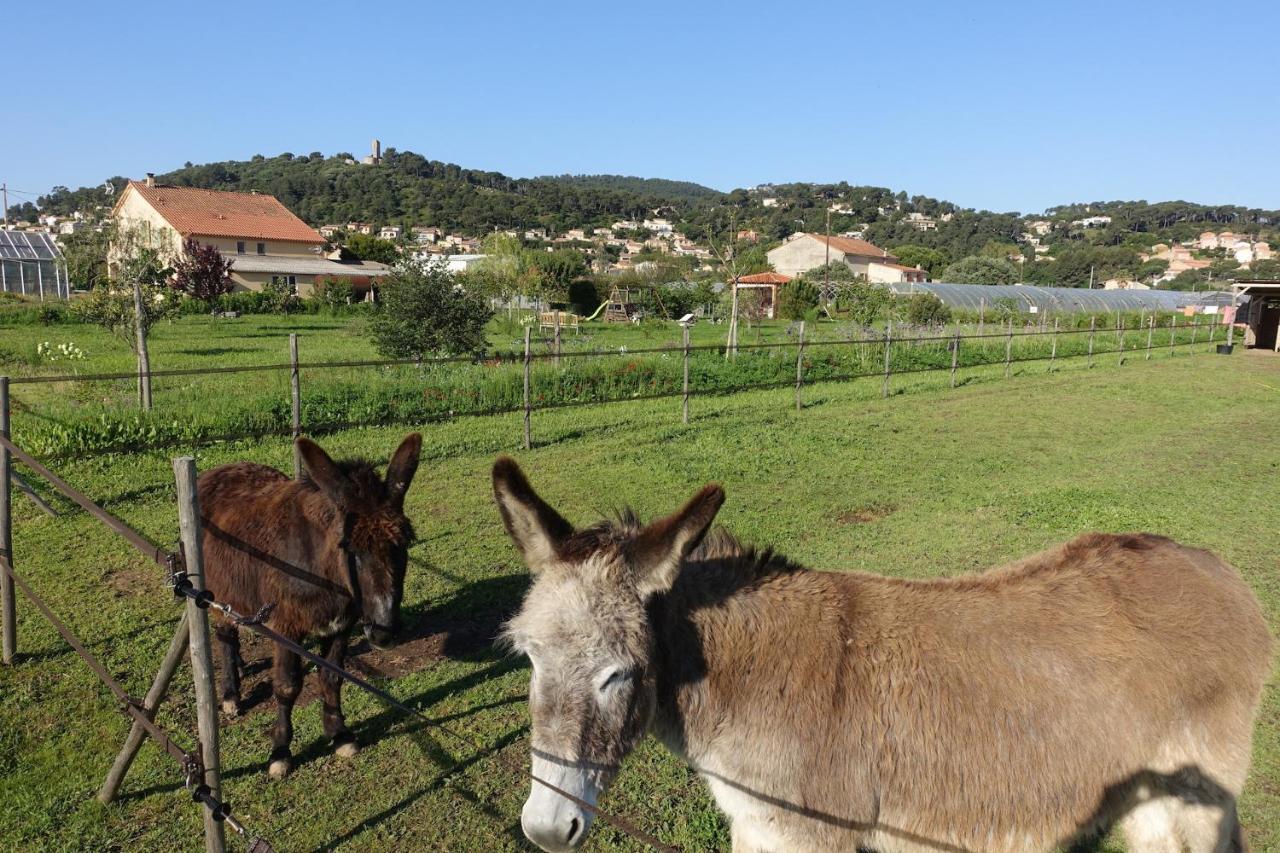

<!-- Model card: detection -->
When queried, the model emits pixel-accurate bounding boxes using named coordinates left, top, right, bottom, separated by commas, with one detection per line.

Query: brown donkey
left=199, top=434, right=421, bottom=779
left=493, top=458, right=1273, bottom=853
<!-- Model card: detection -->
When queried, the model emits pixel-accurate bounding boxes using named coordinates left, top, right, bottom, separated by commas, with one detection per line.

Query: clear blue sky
left=4, top=0, right=1276, bottom=215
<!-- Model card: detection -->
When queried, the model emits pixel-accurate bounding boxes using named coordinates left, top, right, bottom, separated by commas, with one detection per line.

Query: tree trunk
left=132, top=280, right=152, bottom=410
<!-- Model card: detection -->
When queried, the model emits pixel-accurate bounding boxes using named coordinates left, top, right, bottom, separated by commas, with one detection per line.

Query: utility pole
left=2, top=184, right=8, bottom=228
left=823, top=207, right=831, bottom=305
left=1088, top=265, right=1095, bottom=289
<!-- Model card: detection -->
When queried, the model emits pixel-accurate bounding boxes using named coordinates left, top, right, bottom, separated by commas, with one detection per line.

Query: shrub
left=904, top=292, right=951, bottom=325
left=368, top=262, right=493, bottom=358
left=313, top=278, right=356, bottom=311
left=777, top=279, right=820, bottom=321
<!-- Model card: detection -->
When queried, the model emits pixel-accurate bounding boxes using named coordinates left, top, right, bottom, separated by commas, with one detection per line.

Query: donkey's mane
left=565, top=509, right=800, bottom=584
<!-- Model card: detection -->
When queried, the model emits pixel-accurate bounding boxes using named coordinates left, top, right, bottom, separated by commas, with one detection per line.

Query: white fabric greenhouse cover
left=886, top=282, right=1209, bottom=313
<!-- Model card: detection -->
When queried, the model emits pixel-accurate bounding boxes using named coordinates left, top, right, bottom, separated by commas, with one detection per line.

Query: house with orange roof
left=111, top=175, right=388, bottom=296
left=766, top=233, right=927, bottom=283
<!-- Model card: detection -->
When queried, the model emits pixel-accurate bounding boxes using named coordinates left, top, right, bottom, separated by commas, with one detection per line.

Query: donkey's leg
left=215, top=624, right=242, bottom=717
left=268, top=644, right=302, bottom=780
left=319, top=633, right=357, bottom=758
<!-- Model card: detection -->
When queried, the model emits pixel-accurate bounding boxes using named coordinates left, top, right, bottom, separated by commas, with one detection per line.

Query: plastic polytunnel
left=884, top=282, right=1207, bottom=313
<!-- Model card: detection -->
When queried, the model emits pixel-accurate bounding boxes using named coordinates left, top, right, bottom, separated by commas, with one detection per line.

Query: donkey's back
left=197, top=461, right=319, bottom=618
left=676, top=532, right=1271, bottom=853
left=857, top=533, right=1271, bottom=853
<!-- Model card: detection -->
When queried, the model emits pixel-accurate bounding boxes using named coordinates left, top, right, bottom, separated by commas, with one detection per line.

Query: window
left=236, top=241, right=245, bottom=254
left=256, top=242, right=266, bottom=255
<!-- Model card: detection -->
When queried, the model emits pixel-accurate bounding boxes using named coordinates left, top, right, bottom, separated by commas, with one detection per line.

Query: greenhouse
left=1, top=229, right=70, bottom=299
left=885, top=281, right=1206, bottom=313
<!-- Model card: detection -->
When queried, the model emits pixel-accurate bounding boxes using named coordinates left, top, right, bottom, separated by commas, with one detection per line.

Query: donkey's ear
left=492, top=457, right=574, bottom=571
left=630, top=484, right=725, bottom=597
left=297, top=438, right=355, bottom=510
left=386, top=433, right=422, bottom=510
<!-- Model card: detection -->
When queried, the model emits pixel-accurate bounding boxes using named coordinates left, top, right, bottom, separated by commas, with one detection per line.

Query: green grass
left=0, top=335, right=1275, bottom=851
left=3, top=313, right=1222, bottom=461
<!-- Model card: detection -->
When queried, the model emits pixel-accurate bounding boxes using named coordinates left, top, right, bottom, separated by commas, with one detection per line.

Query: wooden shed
left=1232, top=280, right=1280, bottom=351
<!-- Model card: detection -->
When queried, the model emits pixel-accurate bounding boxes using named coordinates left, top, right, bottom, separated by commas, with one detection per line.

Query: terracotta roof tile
left=125, top=181, right=324, bottom=244
left=737, top=272, right=792, bottom=284
left=808, top=233, right=895, bottom=261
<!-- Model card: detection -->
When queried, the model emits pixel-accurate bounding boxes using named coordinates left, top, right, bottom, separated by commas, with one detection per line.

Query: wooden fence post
left=133, top=282, right=153, bottom=411
left=1208, top=317, right=1216, bottom=347
left=1190, top=315, right=1198, bottom=350
left=1146, top=315, right=1154, bottom=360
left=1050, top=318, right=1059, bottom=372
left=1004, top=319, right=1013, bottom=378
left=1116, top=317, right=1125, bottom=366
left=0, top=377, right=14, bottom=665
left=98, top=611, right=190, bottom=802
left=1087, top=316, right=1096, bottom=367
left=794, top=321, right=805, bottom=412
left=950, top=332, right=960, bottom=388
left=289, top=334, right=302, bottom=479
left=1170, top=316, right=1177, bottom=355
left=522, top=327, right=532, bottom=451
left=553, top=312, right=562, bottom=368
left=882, top=322, right=892, bottom=398
left=978, top=299, right=985, bottom=336
left=172, top=457, right=226, bottom=853
left=681, top=325, right=690, bottom=425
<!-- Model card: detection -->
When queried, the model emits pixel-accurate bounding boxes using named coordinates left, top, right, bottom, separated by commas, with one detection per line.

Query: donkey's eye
left=598, top=669, right=631, bottom=692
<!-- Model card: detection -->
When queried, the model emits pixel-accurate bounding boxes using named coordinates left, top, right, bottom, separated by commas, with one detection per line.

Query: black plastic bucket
left=1216, top=344, right=1234, bottom=355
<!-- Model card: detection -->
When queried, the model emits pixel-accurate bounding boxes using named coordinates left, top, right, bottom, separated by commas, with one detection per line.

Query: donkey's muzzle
left=364, top=623, right=398, bottom=650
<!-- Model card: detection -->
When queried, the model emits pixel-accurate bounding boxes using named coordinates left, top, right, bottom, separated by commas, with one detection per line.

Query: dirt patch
left=107, top=565, right=160, bottom=598
left=835, top=505, right=896, bottom=525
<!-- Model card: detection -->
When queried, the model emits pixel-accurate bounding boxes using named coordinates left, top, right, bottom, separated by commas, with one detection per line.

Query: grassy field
left=2, top=312, right=1219, bottom=461
left=0, top=336, right=1275, bottom=851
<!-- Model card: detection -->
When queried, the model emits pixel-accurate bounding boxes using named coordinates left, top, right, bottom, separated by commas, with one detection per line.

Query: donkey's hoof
left=335, top=740, right=360, bottom=759
left=267, top=758, right=292, bottom=780
left=220, top=699, right=240, bottom=717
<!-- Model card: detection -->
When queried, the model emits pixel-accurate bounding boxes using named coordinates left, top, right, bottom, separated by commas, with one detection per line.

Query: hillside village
left=4, top=141, right=1280, bottom=303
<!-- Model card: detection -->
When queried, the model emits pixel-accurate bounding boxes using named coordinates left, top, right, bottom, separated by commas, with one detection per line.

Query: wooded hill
left=21, top=149, right=1280, bottom=288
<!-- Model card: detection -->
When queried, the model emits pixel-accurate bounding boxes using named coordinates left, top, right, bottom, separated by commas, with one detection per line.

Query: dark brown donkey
left=198, top=434, right=422, bottom=779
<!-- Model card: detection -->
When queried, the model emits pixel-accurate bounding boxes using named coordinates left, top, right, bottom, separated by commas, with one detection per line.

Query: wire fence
left=0, top=425, right=679, bottom=851
left=5, top=315, right=1228, bottom=460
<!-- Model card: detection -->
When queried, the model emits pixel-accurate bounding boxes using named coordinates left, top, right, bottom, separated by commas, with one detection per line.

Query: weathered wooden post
left=978, top=299, right=985, bottom=336
left=1208, top=316, right=1217, bottom=347
left=1116, top=317, right=1125, bottom=366
left=881, top=321, right=893, bottom=398
left=1170, top=315, right=1177, bottom=355
left=949, top=332, right=960, bottom=388
left=0, top=376, right=13, bottom=665
left=553, top=312, right=562, bottom=368
left=98, top=611, right=190, bottom=802
left=173, top=457, right=226, bottom=853
left=1050, top=318, right=1059, bottom=371
left=1190, top=314, right=1198, bottom=349
left=1003, top=319, right=1013, bottom=378
left=522, top=327, right=532, bottom=451
left=133, top=282, right=153, bottom=411
left=289, top=334, right=302, bottom=479
left=794, top=321, right=805, bottom=412
left=1146, top=315, right=1155, bottom=360
left=681, top=325, right=690, bottom=425
left=1087, top=316, right=1096, bottom=367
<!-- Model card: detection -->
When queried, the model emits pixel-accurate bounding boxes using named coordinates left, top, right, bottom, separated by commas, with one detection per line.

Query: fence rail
left=6, top=318, right=1225, bottom=460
